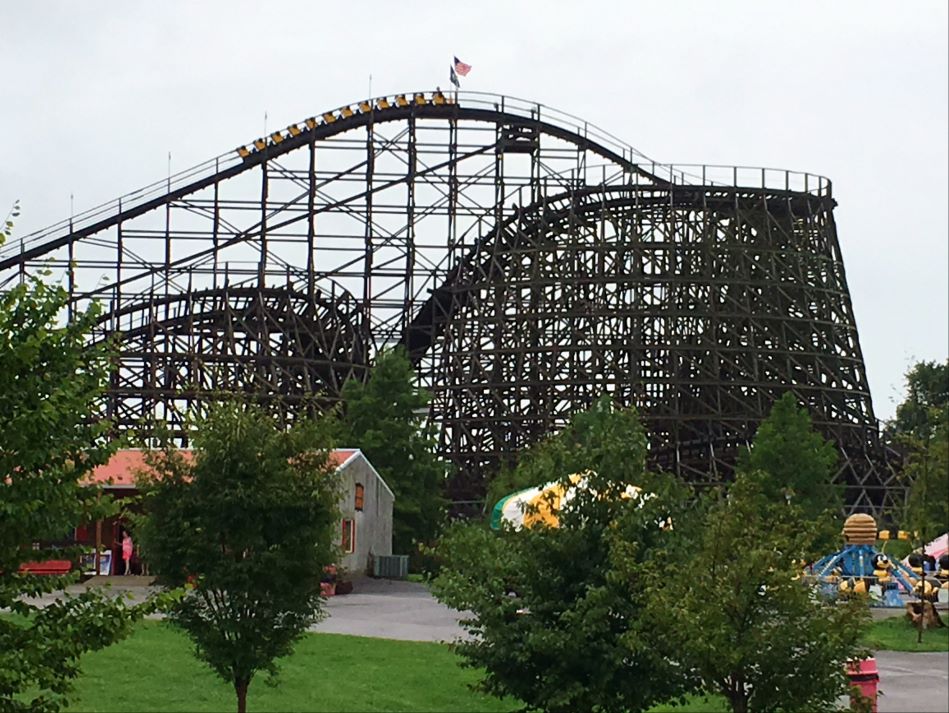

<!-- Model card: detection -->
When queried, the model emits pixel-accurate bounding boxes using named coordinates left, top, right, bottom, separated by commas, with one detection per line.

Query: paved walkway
left=875, top=650, right=949, bottom=713
left=312, top=576, right=467, bottom=642
left=16, top=575, right=468, bottom=643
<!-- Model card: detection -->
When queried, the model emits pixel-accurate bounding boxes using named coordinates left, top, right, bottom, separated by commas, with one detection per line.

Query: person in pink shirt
left=120, top=529, right=134, bottom=575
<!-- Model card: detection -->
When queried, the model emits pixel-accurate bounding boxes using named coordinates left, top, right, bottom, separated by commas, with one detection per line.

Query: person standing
left=121, top=529, right=134, bottom=575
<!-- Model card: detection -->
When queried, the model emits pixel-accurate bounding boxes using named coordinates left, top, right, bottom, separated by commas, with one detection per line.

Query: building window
left=341, top=518, right=356, bottom=554
left=354, top=483, right=365, bottom=511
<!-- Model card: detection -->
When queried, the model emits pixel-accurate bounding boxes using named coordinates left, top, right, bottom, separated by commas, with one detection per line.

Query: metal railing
left=3, top=90, right=831, bottom=261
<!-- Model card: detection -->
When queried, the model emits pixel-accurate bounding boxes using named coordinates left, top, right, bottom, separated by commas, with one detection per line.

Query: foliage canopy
left=738, top=392, right=841, bottom=525
left=893, top=360, right=949, bottom=441
left=339, top=347, right=444, bottom=556
left=891, top=360, right=949, bottom=544
left=436, top=393, right=876, bottom=713
left=0, top=260, right=144, bottom=712
left=631, top=471, right=870, bottom=713
left=434, top=396, right=694, bottom=713
left=136, top=402, right=339, bottom=713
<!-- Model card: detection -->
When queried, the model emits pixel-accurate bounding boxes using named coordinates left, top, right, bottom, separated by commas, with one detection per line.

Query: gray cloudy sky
left=1, top=0, right=946, bottom=419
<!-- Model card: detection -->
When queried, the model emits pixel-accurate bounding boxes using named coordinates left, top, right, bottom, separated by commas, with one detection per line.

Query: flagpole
left=450, top=62, right=459, bottom=104
left=450, top=57, right=470, bottom=104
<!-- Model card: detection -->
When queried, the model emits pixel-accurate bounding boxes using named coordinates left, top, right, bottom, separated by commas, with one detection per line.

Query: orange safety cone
left=845, top=657, right=879, bottom=713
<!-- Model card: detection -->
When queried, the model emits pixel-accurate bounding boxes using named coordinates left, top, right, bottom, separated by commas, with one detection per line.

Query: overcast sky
left=1, top=0, right=946, bottom=420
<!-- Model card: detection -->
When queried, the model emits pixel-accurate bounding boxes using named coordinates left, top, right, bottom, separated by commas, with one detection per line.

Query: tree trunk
left=235, top=678, right=249, bottom=713
left=725, top=679, right=748, bottom=713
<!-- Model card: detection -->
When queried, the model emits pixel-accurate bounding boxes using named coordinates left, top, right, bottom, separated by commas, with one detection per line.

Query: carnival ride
left=810, top=514, right=949, bottom=607
left=0, top=90, right=900, bottom=512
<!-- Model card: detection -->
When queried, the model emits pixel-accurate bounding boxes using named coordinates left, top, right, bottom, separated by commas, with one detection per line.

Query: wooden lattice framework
left=0, top=91, right=901, bottom=513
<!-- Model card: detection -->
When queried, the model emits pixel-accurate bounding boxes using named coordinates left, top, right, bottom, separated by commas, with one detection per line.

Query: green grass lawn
left=64, top=622, right=728, bottom=713
left=648, top=696, right=728, bottom=712
left=29, top=613, right=942, bottom=712
left=67, top=622, right=515, bottom=713
left=864, top=614, right=949, bottom=652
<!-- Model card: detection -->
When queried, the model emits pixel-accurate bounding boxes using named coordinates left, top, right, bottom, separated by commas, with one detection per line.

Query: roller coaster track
left=1, top=95, right=642, bottom=268
left=1, top=90, right=897, bottom=515
left=0, top=91, right=830, bottom=270
left=401, top=182, right=835, bottom=365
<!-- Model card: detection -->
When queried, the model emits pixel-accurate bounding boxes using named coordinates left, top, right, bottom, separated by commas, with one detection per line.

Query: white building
left=329, top=449, right=395, bottom=573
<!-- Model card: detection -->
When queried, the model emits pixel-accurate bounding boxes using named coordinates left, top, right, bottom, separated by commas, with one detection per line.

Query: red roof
left=329, top=449, right=358, bottom=468
left=86, top=448, right=360, bottom=489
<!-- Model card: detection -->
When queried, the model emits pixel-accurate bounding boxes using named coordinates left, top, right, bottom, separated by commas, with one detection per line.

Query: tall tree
left=339, top=347, right=444, bottom=556
left=632, top=471, right=870, bottom=713
left=484, top=462, right=537, bottom=515
left=738, top=392, right=841, bottom=522
left=136, top=402, right=339, bottom=713
left=892, top=360, right=949, bottom=544
left=1, top=208, right=145, bottom=713
left=900, top=426, right=949, bottom=545
left=433, top=396, right=694, bottom=713
left=893, top=360, right=949, bottom=441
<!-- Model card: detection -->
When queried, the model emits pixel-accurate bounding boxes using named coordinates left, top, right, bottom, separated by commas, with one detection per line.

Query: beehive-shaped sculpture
left=842, top=514, right=878, bottom=545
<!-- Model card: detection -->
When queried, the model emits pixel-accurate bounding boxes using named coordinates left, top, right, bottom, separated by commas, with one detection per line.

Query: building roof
left=86, top=448, right=361, bottom=489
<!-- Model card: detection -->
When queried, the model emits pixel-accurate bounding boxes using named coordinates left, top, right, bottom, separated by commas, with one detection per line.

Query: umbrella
left=924, top=533, right=948, bottom=559
left=490, top=472, right=645, bottom=531
left=901, top=533, right=948, bottom=570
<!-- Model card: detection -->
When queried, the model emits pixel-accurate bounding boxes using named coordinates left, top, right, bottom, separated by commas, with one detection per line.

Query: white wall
left=334, top=453, right=393, bottom=574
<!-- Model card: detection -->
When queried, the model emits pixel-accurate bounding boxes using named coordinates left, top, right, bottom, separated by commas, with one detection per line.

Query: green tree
left=892, top=360, right=949, bottom=544
left=631, top=471, right=870, bottom=713
left=893, top=360, right=948, bottom=441
left=339, top=347, right=444, bottom=557
left=1, top=216, right=145, bottom=712
left=738, top=392, right=841, bottom=524
left=1, top=201, right=19, bottom=242
left=432, top=397, right=694, bottom=713
left=900, top=427, right=949, bottom=545
left=484, top=462, right=539, bottom=515
left=135, top=402, right=339, bottom=713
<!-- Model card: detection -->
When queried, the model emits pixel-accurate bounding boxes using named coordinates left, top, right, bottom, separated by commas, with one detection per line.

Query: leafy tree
left=738, top=392, right=840, bottom=525
left=630, top=471, right=870, bottom=713
left=135, top=402, right=339, bottom=713
left=892, top=360, right=949, bottom=544
left=484, top=463, right=533, bottom=515
left=339, top=347, right=444, bottom=556
left=1, top=211, right=145, bottom=712
left=893, top=360, right=949, bottom=441
left=433, top=396, right=695, bottom=713
left=1, top=200, right=19, bottom=242
left=900, top=427, right=949, bottom=545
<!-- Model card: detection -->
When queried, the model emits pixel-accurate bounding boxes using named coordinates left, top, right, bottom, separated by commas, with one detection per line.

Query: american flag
left=453, top=56, right=472, bottom=77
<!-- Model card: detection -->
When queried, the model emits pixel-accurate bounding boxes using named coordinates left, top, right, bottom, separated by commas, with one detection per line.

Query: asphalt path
left=311, top=576, right=467, bottom=642
left=875, top=651, right=949, bottom=713
left=15, top=575, right=468, bottom=643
